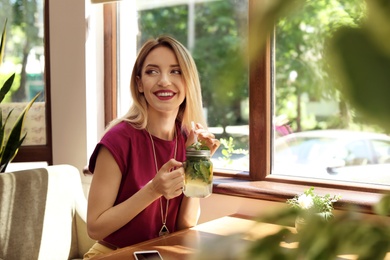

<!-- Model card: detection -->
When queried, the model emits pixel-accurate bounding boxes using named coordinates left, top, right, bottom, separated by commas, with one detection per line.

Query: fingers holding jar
left=192, top=123, right=221, bottom=156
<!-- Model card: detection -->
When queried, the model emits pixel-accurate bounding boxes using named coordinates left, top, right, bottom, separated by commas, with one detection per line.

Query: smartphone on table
left=133, top=250, right=163, bottom=260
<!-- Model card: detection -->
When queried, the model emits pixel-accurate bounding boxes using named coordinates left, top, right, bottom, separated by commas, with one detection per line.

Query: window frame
left=12, top=0, right=53, bottom=164
left=102, top=3, right=118, bottom=126
left=103, top=0, right=390, bottom=214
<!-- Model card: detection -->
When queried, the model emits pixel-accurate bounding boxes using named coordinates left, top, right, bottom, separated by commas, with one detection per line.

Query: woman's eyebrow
left=144, top=64, right=159, bottom=68
left=145, top=64, right=180, bottom=68
left=170, top=64, right=181, bottom=70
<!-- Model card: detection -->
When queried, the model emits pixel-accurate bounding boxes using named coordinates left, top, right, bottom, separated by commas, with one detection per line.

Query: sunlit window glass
left=0, top=0, right=46, bottom=146
left=118, top=0, right=249, bottom=172
left=273, top=1, right=390, bottom=185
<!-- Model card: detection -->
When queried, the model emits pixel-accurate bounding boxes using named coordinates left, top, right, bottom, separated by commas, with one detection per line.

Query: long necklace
left=148, top=127, right=177, bottom=237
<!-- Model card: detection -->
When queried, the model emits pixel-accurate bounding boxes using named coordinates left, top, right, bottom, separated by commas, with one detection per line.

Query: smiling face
left=136, top=46, right=186, bottom=119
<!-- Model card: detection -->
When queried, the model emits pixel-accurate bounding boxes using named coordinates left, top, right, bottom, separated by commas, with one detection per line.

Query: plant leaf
left=0, top=108, right=2, bottom=150
left=0, top=92, right=41, bottom=171
left=0, top=19, right=7, bottom=67
left=0, top=134, right=25, bottom=173
left=0, top=73, right=15, bottom=103
left=0, top=108, right=13, bottom=157
left=327, top=27, right=390, bottom=132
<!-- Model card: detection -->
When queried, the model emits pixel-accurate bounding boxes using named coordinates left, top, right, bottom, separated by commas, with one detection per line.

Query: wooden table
left=92, top=214, right=390, bottom=260
left=92, top=214, right=293, bottom=260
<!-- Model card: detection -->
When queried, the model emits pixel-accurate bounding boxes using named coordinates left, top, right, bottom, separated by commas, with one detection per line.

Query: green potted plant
left=286, top=187, right=341, bottom=232
left=0, top=20, right=40, bottom=173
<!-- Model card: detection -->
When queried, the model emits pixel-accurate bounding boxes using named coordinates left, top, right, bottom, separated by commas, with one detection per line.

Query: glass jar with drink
left=183, top=144, right=213, bottom=198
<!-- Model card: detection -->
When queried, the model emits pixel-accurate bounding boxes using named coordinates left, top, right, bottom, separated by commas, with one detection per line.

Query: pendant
left=159, top=224, right=170, bottom=236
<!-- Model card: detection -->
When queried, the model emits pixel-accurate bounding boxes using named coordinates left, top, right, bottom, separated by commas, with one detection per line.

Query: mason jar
left=183, top=148, right=213, bottom=198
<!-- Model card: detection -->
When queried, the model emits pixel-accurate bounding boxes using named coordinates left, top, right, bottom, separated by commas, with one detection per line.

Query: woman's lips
left=154, top=90, right=176, bottom=100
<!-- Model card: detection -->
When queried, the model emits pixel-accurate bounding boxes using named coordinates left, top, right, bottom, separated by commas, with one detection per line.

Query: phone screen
left=133, top=250, right=163, bottom=260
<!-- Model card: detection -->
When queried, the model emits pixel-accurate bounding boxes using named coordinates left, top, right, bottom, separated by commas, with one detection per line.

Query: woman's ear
left=136, top=76, right=143, bottom=93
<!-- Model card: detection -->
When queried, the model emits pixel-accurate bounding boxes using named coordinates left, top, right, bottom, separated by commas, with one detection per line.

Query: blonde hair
left=106, top=35, right=206, bottom=135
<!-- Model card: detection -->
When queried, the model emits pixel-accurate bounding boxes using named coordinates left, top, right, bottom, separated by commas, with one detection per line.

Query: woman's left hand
left=186, top=123, right=220, bottom=156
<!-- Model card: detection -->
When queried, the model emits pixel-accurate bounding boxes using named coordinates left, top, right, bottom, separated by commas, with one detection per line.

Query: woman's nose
left=158, top=73, right=171, bottom=87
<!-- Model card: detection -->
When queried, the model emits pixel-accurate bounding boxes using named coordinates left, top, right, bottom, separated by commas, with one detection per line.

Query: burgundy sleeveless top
left=88, top=121, right=185, bottom=248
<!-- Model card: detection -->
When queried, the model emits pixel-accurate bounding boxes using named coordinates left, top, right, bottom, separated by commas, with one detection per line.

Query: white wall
left=49, top=0, right=105, bottom=191
left=199, top=193, right=288, bottom=224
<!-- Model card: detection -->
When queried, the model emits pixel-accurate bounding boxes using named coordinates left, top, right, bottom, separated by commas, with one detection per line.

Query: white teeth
left=157, top=92, right=174, bottom=97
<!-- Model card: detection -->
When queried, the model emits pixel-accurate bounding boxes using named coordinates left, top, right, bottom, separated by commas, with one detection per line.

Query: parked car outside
left=273, top=130, right=390, bottom=185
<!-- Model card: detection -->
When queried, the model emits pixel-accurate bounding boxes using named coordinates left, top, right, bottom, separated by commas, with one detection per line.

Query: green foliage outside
left=137, top=0, right=380, bottom=135
left=218, top=137, right=248, bottom=167
left=327, top=0, right=390, bottom=133
left=138, top=0, right=248, bottom=131
left=275, top=0, right=368, bottom=132
left=138, top=0, right=389, bottom=169
left=0, top=0, right=43, bottom=102
left=0, top=20, right=40, bottom=172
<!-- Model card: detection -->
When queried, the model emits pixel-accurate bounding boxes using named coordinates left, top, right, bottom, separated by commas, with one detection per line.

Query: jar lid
left=186, top=148, right=210, bottom=157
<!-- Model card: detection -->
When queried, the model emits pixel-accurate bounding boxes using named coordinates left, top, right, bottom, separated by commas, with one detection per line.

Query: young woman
left=83, top=35, right=220, bottom=259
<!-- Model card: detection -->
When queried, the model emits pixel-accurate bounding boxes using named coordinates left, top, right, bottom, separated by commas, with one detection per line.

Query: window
left=105, top=0, right=268, bottom=181
left=372, top=140, right=390, bottom=164
left=112, top=0, right=250, bottom=173
left=271, top=0, right=390, bottom=186
left=103, top=0, right=390, bottom=202
left=0, top=0, right=52, bottom=164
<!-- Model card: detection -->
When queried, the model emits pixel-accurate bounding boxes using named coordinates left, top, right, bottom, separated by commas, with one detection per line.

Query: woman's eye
left=145, top=69, right=158, bottom=75
left=172, top=69, right=182, bottom=75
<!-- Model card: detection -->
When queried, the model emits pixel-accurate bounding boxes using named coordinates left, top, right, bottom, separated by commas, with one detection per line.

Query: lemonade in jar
left=183, top=144, right=213, bottom=198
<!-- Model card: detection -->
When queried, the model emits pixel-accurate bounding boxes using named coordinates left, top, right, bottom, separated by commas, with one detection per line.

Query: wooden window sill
left=84, top=165, right=385, bottom=215
left=212, top=176, right=384, bottom=214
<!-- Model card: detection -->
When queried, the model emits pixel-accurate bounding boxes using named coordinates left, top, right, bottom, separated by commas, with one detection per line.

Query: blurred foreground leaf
left=328, top=27, right=390, bottom=132
left=374, top=194, right=390, bottom=216
left=194, top=209, right=390, bottom=260
left=327, top=0, right=390, bottom=132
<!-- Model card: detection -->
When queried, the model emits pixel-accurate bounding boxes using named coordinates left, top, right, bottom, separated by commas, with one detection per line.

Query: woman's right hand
left=150, top=159, right=184, bottom=199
